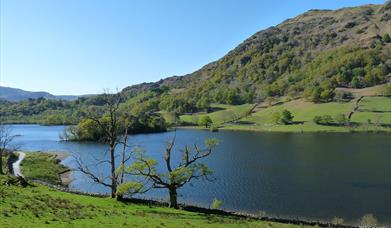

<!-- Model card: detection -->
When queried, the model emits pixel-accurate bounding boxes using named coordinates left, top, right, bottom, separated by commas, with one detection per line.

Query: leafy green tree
left=211, top=198, right=223, bottom=209
left=128, top=137, right=219, bottom=208
left=199, top=116, right=213, bottom=128
left=313, top=115, right=334, bottom=125
left=335, top=114, right=348, bottom=126
left=272, top=112, right=282, bottom=124
left=281, top=110, right=294, bottom=124
left=383, top=33, right=391, bottom=43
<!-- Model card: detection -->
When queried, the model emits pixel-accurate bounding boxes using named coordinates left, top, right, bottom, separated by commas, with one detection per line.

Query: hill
left=123, top=1, right=391, bottom=112
left=0, top=86, right=79, bottom=101
left=1, top=1, right=391, bottom=129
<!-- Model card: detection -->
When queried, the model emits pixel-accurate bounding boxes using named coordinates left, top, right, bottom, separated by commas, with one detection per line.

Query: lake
left=10, top=124, right=391, bottom=225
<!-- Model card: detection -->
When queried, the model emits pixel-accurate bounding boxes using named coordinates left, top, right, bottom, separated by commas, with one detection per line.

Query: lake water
left=10, top=124, right=391, bottom=225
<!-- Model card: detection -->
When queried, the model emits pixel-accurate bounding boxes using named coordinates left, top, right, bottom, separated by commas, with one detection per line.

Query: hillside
left=0, top=86, right=79, bottom=101
left=1, top=1, right=390, bottom=127
left=123, top=1, right=391, bottom=112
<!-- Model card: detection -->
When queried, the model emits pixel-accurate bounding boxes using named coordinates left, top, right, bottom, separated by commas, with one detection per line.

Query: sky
left=0, top=0, right=386, bottom=95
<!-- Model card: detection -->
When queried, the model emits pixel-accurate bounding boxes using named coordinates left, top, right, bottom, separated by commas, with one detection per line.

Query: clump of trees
left=198, top=116, right=213, bottom=128
left=313, top=113, right=348, bottom=126
left=71, top=92, right=219, bottom=208
left=272, top=110, right=294, bottom=125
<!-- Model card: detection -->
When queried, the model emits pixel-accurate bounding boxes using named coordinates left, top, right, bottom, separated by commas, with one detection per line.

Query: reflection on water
left=10, top=124, right=391, bottom=225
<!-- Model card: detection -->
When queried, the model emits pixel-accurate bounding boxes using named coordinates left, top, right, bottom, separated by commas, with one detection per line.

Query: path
left=12, top=152, right=26, bottom=177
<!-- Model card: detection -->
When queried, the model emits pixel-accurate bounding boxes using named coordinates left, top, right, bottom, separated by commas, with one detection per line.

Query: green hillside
left=1, top=1, right=391, bottom=132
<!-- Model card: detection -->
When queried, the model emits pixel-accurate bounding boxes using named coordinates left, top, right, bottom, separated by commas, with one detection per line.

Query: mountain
left=122, top=1, right=391, bottom=112
left=0, top=86, right=79, bottom=102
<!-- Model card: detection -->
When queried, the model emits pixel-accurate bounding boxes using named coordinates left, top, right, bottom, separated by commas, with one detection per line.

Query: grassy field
left=180, top=104, right=254, bottom=125
left=21, top=153, right=69, bottom=185
left=176, top=96, right=391, bottom=133
left=357, top=97, right=391, bottom=112
left=0, top=152, right=311, bottom=227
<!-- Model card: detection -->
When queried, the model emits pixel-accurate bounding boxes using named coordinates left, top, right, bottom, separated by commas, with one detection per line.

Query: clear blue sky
left=0, top=0, right=386, bottom=95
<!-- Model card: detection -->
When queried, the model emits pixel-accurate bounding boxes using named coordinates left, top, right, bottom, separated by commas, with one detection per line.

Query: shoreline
left=18, top=151, right=383, bottom=227
left=175, top=125, right=391, bottom=134
left=52, top=152, right=73, bottom=186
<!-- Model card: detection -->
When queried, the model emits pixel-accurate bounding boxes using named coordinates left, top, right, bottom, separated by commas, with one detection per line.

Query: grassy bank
left=0, top=152, right=310, bottom=227
left=20, top=153, right=69, bottom=185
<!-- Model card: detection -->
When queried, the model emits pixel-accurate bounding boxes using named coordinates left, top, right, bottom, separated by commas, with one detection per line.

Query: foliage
left=272, top=110, right=293, bottom=125
left=211, top=198, right=223, bottom=210
left=359, top=214, right=378, bottom=227
left=127, top=137, right=219, bottom=208
left=313, top=115, right=333, bottom=125
left=198, top=116, right=213, bottom=128
left=334, top=114, right=349, bottom=126
left=0, top=175, right=305, bottom=227
left=383, top=33, right=391, bottom=43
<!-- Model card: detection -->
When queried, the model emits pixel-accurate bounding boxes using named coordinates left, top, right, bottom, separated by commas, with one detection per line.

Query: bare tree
left=0, top=125, right=17, bottom=175
left=127, top=135, right=219, bottom=208
left=74, top=92, right=127, bottom=198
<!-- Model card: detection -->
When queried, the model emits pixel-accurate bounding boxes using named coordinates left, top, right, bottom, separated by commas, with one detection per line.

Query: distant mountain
left=0, top=86, right=80, bottom=101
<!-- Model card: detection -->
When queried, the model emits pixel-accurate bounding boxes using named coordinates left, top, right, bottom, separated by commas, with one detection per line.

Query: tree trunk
left=168, top=187, right=178, bottom=209
left=110, top=145, right=117, bottom=198
left=0, top=151, right=3, bottom=175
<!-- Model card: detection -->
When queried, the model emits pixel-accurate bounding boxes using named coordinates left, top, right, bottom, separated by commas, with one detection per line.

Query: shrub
left=359, top=214, right=378, bottom=227
left=383, top=33, right=391, bottom=43
left=313, top=115, right=334, bottom=125
left=331, top=217, right=344, bottom=225
left=334, top=90, right=353, bottom=102
left=210, top=198, right=223, bottom=210
left=272, top=112, right=282, bottom=124
left=335, top=114, right=348, bottom=126
left=281, top=110, right=294, bottom=124
left=198, top=116, right=213, bottom=128
left=272, top=110, right=294, bottom=125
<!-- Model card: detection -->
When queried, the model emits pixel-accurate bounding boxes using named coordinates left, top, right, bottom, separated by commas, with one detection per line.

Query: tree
left=313, top=115, right=333, bottom=125
left=0, top=125, right=16, bottom=175
left=281, top=110, right=294, bottom=124
left=128, top=136, right=219, bottom=208
left=383, top=33, right=391, bottom=43
left=198, top=116, right=213, bottom=128
left=272, top=112, right=282, bottom=124
left=74, top=92, right=130, bottom=198
left=335, top=113, right=348, bottom=126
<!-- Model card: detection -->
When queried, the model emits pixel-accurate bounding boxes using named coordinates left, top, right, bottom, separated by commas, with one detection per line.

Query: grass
left=21, top=153, right=69, bottom=185
left=0, top=153, right=310, bottom=227
left=177, top=97, right=391, bottom=133
left=357, top=97, right=391, bottom=112
left=180, top=104, right=254, bottom=125
left=243, top=100, right=353, bottom=124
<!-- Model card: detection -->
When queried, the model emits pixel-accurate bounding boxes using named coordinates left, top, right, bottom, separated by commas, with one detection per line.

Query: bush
left=272, top=110, right=294, bottom=125
left=383, top=33, right=391, bottom=43
left=359, top=214, right=378, bottom=227
left=334, top=90, right=353, bottom=102
left=210, top=198, right=223, bottom=210
left=198, top=116, right=213, bottom=128
left=272, top=112, right=282, bottom=124
left=313, top=115, right=334, bottom=125
left=335, top=114, right=348, bottom=126
left=281, top=110, right=294, bottom=124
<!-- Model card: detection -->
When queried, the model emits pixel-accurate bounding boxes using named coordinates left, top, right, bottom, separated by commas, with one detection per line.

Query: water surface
left=10, top=124, right=391, bottom=225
